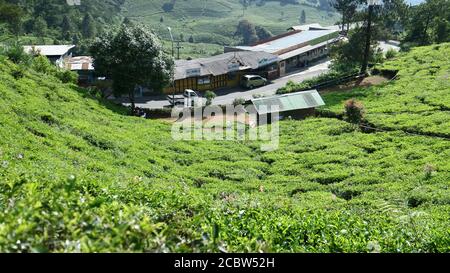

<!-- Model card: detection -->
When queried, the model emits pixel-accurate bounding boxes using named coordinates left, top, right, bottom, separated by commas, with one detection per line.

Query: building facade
left=23, top=45, right=75, bottom=68
left=164, top=51, right=279, bottom=94
left=226, top=24, right=342, bottom=76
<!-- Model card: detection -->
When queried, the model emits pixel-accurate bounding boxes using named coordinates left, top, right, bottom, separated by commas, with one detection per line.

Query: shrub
left=344, top=98, right=365, bottom=124
left=423, top=163, right=436, bottom=180
left=56, top=69, right=78, bottom=84
left=0, top=44, right=32, bottom=65
left=10, top=66, right=25, bottom=79
left=162, top=2, right=174, bottom=12
left=31, top=55, right=56, bottom=74
left=204, top=90, right=216, bottom=106
left=385, top=49, right=398, bottom=60
left=233, top=97, right=246, bottom=106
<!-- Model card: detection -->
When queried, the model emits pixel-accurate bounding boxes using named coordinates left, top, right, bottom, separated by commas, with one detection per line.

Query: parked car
left=241, top=75, right=268, bottom=89
left=167, top=89, right=200, bottom=107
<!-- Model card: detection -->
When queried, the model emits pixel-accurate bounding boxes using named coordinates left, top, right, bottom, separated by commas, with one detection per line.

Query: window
left=228, top=72, right=237, bottom=80
left=198, top=77, right=210, bottom=85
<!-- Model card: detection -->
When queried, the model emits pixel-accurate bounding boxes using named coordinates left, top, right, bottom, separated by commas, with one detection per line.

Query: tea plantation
left=0, top=44, right=449, bottom=252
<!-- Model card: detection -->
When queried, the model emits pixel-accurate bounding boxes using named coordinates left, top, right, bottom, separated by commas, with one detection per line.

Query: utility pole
left=175, top=41, right=183, bottom=60
left=361, top=0, right=379, bottom=75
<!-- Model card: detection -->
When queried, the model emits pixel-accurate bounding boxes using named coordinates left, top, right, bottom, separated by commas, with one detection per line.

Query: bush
left=204, top=90, right=216, bottom=106
left=0, top=44, right=32, bottom=65
left=344, top=98, right=365, bottom=124
left=31, top=55, right=56, bottom=74
left=385, top=49, right=398, bottom=60
left=276, top=67, right=360, bottom=95
left=162, top=2, right=174, bottom=12
left=233, top=97, right=246, bottom=106
left=424, top=163, right=436, bottom=180
left=10, top=66, right=25, bottom=79
left=56, top=69, right=78, bottom=84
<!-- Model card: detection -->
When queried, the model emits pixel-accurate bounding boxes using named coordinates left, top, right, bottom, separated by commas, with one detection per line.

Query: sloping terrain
left=322, top=43, right=450, bottom=137
left=122, top=0, right=339, bottom=45
left=0, top=44, right=449, bottom=252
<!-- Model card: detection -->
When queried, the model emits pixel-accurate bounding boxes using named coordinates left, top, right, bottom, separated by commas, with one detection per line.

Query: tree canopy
left=90, top=24, right=174, bottom=114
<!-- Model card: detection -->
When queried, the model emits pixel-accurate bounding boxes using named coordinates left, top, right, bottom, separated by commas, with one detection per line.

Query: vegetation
left=320, top=43, right=450, bottom=137
left=0, top=43, right=449, bottom=252
left=276, top=66, right=360, bottom=94
left=90, top=24, right=174, bottom=114
left=205, top=91, right=217, bottom=106
left=403, top=0, right=450, bottom=47
left=331, top=0, right=357, bottom=32
left=344, top=98, right=365, bottom=124
left=0, top=0, right=124, bottom=54
left=121, top=0, right=340, bottom=56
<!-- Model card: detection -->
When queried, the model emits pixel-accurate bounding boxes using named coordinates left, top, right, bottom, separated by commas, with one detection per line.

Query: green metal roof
left=251, top=90, right=325, bottom=115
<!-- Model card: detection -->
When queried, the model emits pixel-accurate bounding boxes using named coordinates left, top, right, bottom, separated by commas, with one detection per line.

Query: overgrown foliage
left=344, top=98, right=365, bottom=124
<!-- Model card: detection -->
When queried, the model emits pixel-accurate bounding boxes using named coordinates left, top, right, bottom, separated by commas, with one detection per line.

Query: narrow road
left=117, top=59, right=330, bottom=109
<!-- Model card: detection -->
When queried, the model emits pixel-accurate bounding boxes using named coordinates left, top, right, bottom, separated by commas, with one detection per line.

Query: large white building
left=23, top=45, right=75, bottom=68
left=226, top=24, right=343, bottom=76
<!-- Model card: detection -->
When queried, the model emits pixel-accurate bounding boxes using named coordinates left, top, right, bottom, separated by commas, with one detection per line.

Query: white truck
left=167, top=89, right=201, bottom=107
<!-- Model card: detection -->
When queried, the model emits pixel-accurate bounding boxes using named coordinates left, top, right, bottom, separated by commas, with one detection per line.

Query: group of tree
left=235, top=20, right=273, bottom=45
left=403, top=0, right=450, bottom=46
left=162, top=0, right=176, bottom=12
left=0, top=0, right=125, bottom=53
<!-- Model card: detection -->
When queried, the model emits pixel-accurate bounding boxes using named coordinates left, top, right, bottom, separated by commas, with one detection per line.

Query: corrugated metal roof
left=289, top=23, right=331, bottom=31
left=278, top=37, right=342, bottom=60
left=66, top=56, right=94, bottom=71
left=251, top=89, right=325, bottom=115
left=174, top=51, right=279, bottom=80
left=233, top=29, right=338, bottom=54
left=23, top=45, right=75, bottom=56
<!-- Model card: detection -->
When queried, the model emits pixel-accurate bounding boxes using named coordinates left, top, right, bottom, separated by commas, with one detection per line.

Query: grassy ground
left=122, top=0, right=339, bottom=58
left=0, top=44, right=449, bottom=252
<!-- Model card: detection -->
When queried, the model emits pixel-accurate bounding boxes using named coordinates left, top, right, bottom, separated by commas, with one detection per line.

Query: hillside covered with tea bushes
left=0, top=44, right=449, bottom=252
left=321, top=43, right=450, bottom=137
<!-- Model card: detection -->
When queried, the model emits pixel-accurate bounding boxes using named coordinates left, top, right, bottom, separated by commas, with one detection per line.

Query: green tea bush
left=385, top=48, right=398, bottom=60
left=0, top=44, right=32, bottom=65
left=0, top=44, right=449, bottom=252
left=31, top=55, right=56, bottom=74
left=56, top=69, right=78, bottom=84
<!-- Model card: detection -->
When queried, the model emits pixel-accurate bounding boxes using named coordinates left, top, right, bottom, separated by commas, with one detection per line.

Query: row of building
left=167, top=23, right=341, bottom=94
left=23, top=23, right=342, bottom=94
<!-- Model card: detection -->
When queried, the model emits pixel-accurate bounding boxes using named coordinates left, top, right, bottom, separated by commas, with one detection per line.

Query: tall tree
left=61, top=15, right=73, bottom=41
left=332, top=0, right=358, bottom=32
left=33, top=16, right=48, bottom=40
left=0, top=0, right=24, bottom=36
left=82, top=13, right=97, bottom=39
left=90, top=24, right=174, bottom=114
left=255, top=25, right=272, bottom=41
left=435, top=18, right=450, bottom=43
left=240, top=0, right=250, bottom=16
left=330, top=26, right=381, bottom=73
left=300, top=10, right=306, bottom=24
left=235, top=20, right=259, bottom=45
left=404, top=0, right=450, bottom=45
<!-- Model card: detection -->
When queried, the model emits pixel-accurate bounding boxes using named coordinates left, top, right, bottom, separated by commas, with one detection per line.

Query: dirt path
left=320, top=76, right=389, bottom=94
